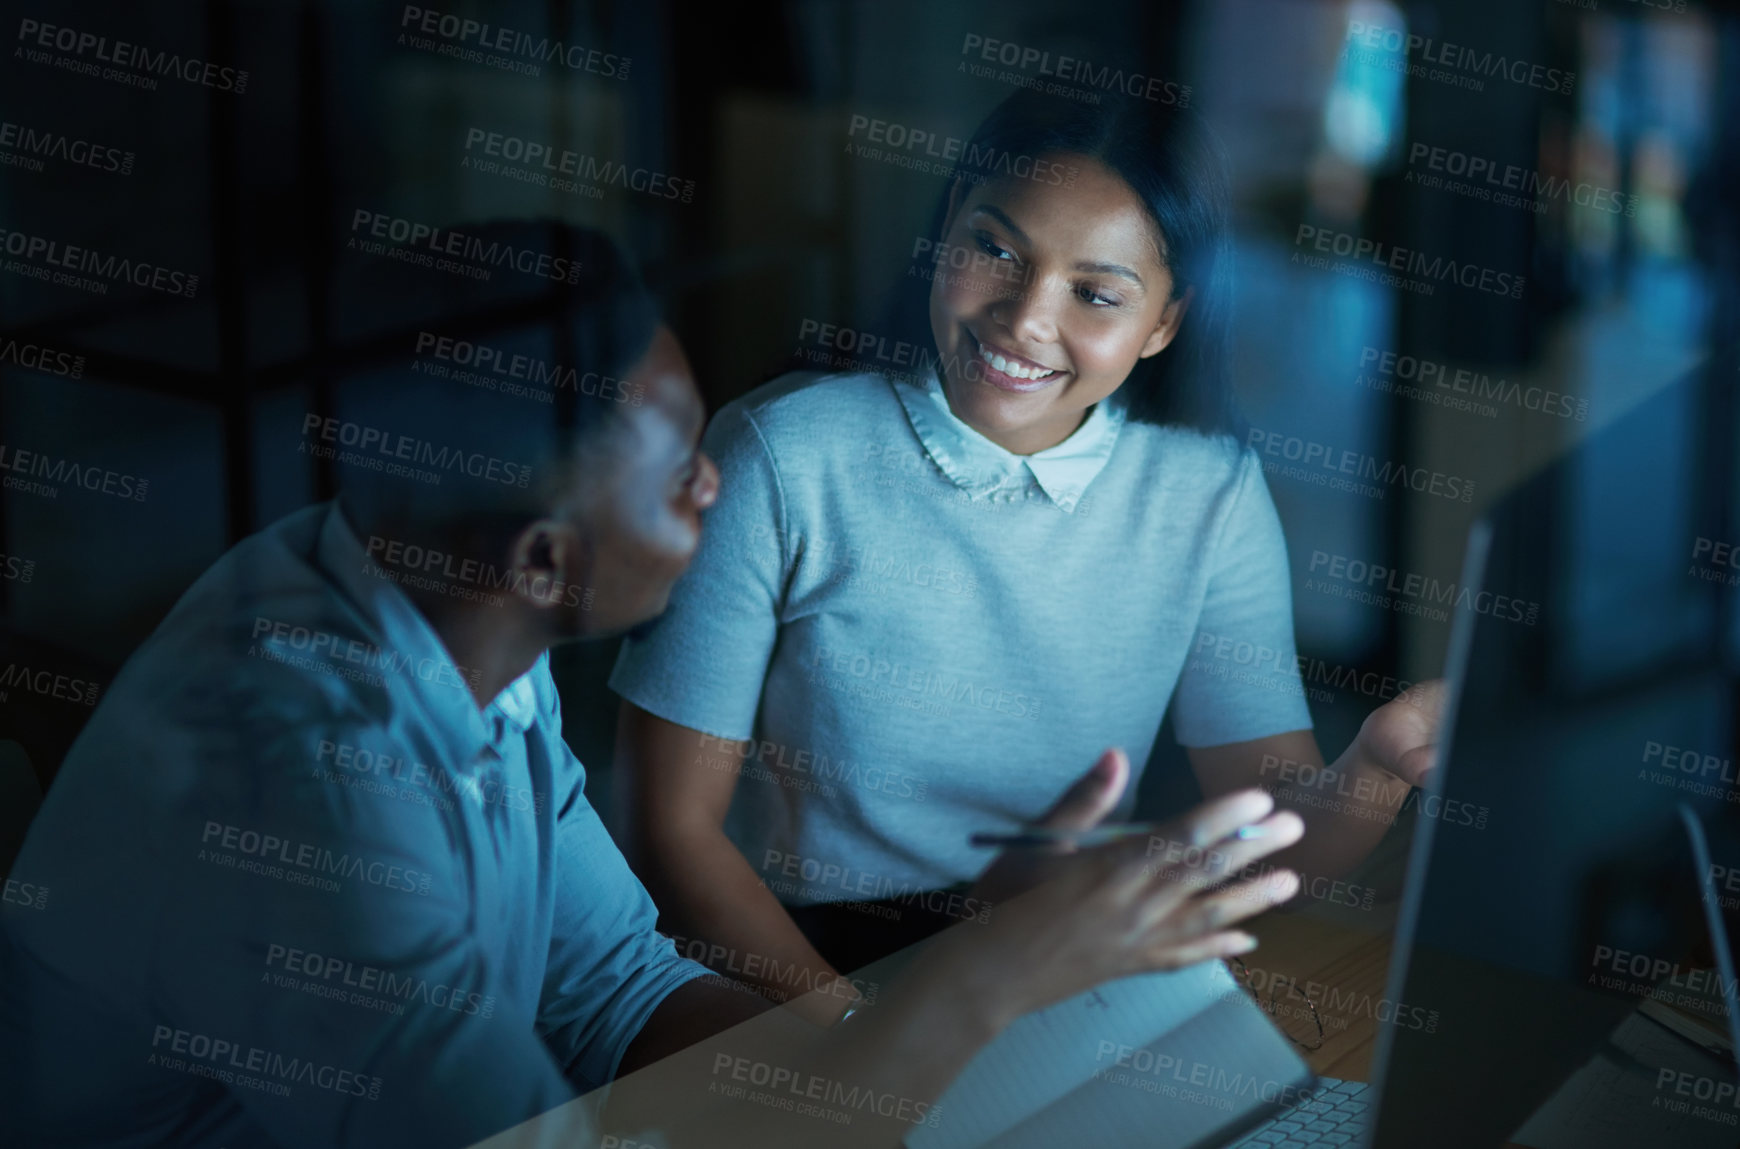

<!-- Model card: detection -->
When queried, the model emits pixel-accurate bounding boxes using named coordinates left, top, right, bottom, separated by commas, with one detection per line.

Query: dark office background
left=3, top=0, right=1738, bottom=903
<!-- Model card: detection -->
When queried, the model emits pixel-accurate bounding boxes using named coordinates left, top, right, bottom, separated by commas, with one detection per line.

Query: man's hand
left=943, top=784, right=1305, bottom=1032
left=970, top=748, right=1129, bottom=905
left=1353, top=679, right=1448, bottom=788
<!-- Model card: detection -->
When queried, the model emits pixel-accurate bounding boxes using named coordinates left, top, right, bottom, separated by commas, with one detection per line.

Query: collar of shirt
left=314, top=504, right=539, bottom=766
left=894, top=368, right=1126, bottom=512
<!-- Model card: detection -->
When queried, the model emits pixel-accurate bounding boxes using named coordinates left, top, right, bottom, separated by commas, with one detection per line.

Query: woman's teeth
left=978, top=344, right=1056, bottom=381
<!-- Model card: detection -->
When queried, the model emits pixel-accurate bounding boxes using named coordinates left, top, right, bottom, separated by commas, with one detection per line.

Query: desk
left=1246, top=908, right=1536, bottom=1149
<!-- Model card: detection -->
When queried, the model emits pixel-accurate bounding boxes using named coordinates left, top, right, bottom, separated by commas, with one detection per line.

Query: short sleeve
left=532, top=675, right=712, bottom=1090
left=1171, top=449, right=1315, bottom=747
left=609, top=400, right=788, bottom=740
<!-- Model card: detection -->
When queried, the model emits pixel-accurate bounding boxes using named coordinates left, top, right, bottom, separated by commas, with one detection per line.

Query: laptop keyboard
left=1224, top=1078, right=1372, bottom=1147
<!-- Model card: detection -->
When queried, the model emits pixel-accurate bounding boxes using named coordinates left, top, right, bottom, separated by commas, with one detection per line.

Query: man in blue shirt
left=0, top=223, right=1315, bottom=1148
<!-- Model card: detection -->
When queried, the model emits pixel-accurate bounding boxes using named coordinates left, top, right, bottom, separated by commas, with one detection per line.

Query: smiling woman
left=894, top=87, right=1240, bottom=451
left=609, top=89, right=1392, bottom=1021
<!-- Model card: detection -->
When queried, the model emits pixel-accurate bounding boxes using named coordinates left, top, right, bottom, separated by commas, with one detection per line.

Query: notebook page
left=906, top=960, right=1252, bottom=1149
left=983, top=991, right=1317, bottom=1149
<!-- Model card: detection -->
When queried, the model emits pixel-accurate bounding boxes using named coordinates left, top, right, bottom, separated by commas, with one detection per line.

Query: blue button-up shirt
left=1, top=502, right=708, bottom=1148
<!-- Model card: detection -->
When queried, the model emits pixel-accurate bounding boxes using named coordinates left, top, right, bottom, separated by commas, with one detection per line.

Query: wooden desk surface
left=1245, top=906, right=1534, bottom=1149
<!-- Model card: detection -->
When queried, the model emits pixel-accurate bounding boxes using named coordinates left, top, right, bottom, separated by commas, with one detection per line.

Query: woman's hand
left=1354, top=679, right=1448, bottom=788
left=969, top=747, right=1131, bottom=906
left=935, top=784, right=1304, bottom=1032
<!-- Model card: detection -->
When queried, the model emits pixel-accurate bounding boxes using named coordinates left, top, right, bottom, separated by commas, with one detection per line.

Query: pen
left=970, top=822, right=1268, bottom=850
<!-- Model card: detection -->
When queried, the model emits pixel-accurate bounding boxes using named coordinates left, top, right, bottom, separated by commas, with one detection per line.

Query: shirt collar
left=893, top=369, right=1125, bottom=513
left=315, top=503, right=533, bottom=765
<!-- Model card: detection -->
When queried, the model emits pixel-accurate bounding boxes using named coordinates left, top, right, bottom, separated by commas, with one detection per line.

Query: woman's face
left=927, top=155, right=1192, bottom=456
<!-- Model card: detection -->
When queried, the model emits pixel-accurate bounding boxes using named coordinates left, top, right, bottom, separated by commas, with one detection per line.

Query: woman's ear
left=1139, top=285, right=1195, bottom=359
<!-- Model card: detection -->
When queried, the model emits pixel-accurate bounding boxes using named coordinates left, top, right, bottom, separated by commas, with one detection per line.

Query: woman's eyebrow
left=970, top=204, right=1031, bottom=245
left=970, top=205, right=1147, bottom=289
left=1073, top=259, right=1145, bottom=288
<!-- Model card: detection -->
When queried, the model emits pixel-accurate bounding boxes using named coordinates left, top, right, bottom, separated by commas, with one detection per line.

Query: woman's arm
left=1186, top=680, right=1446, bottom=883
left=617, top=701, right=856, bottom=1025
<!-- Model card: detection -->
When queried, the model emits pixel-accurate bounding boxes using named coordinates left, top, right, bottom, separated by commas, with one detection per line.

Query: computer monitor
left=1367, top=350, right=1740, bottom=1146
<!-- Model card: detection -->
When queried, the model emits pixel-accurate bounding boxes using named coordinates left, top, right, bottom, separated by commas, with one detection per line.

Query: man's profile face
left=555, top=325, right=718, bottom=637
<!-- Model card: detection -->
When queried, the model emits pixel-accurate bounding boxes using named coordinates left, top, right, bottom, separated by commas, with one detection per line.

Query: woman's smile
left=963, top=328, right=1070, bottom=393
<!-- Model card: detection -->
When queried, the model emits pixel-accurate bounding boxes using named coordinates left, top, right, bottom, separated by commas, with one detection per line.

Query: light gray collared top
left=612, top=371, right=1312, bottom=903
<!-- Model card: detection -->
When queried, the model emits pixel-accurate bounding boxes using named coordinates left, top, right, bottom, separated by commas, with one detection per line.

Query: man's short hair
left=320, top=219, right=660, bottom=527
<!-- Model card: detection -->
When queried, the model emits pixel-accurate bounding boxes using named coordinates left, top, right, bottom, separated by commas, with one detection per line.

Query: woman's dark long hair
left=885, top=88, right=1242, bottom=437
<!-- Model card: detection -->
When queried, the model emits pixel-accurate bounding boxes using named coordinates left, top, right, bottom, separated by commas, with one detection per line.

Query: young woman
left=610, top=89, right=1440, bottom=1023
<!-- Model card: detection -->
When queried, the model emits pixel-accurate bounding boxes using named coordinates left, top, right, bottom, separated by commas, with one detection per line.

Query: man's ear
left=1139, top=285, right=1195, bottom=360
left=509, top=519, right=586, bottom=611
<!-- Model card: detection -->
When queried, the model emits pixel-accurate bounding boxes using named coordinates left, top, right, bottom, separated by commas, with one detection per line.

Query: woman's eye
left=973, top=233, right=1015, bottom=261
left=1078, top=284, right=1122, bottom=307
